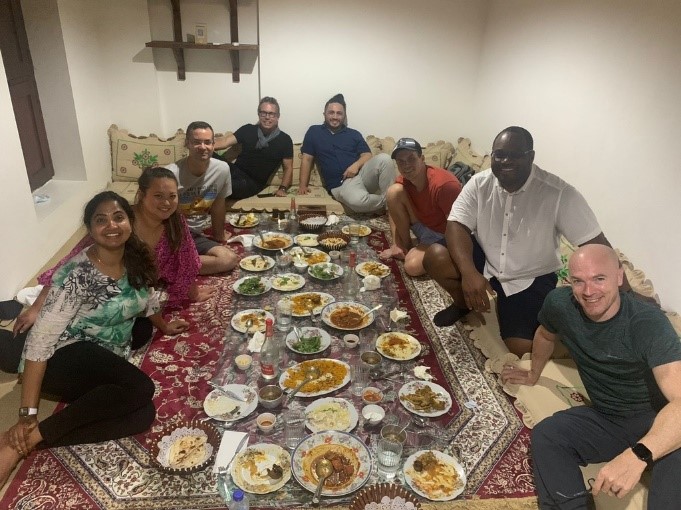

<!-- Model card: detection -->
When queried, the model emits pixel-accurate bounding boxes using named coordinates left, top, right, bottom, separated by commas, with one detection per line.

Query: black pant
left=36, top=341, right=155, bottom=447
left=229, top=164, right=266, bottom=200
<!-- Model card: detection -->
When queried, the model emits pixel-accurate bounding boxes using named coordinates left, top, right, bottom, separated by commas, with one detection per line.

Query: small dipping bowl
left=256, top=413, right=277, bottom=433
left=258, top=385, right=283, bottom=409
left=343, top=334, right=360, bottom=348
left=362, top=386, right=384, bottom=404
left=235, top=354, right=253, bottom=370
left=360, top=351, right=381, bottom=368
left=362, top=404, right=385, bottom=425
left=293, top=261, right=308, bottom=274
left=329, top=250, right=341, bottom=261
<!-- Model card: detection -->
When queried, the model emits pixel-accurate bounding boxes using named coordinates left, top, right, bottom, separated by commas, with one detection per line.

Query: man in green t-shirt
left=502, top=244, right=681, bottom=508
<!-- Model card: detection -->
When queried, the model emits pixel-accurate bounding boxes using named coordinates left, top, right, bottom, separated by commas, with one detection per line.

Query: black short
left=190, top=229, right=220, bottom=255
left=472, top=237, right=557, bottom=341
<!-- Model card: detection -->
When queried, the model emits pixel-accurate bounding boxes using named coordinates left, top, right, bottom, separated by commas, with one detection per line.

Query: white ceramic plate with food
left=289, top=247, right=330, bottom=265
left=284, top=292, right=335, bottom=317
left=279, top=359, right=351, bottom=398
left=285, top=327, right=332, bottom=355
left=229, top=213, right=259, bottom=228
left=230, top=443, right=291, bottom=494
left=398, top=381, right=452, bottom=418
left=231, top=309, right=275, bottom=333
left=341, top=224, right=372, bottom=237
left=270, top=273, right=306, bottom=292
left=375, top=332, right=421, bottom=361
left=304, top=397, right=358, bottom=433
left=240, top=255, right=275, bottom=272
left=294, top=234, right=319, bottom=247
left=253, top=232, right=294, bottom=251
left=321, top=301, right=375, bottom=331
left=203, top=384, right=258, bottom=422
left=403, top=449, right=466, bottom=501
left=232, top=276, right=272, bottom=296
left=356, top=261, right=391, bottom=278
left=308, top=262, right=344, bottom=281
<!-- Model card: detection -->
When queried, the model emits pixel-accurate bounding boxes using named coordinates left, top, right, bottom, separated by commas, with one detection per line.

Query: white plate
left=232, top=276, right=272, bottom=296
left=356, top=261, right=391, bottom=278
left=203, top=384, right=258, bottom=422
left=375, top=332, right=421, bottom=361
left=285, top=327, right=332, bottom=355
left=230, top=443, right=291, bottom=494
left=308, top=262, right=344, bottom=281
left=279, top=359, right=351, bottom=397
left=231, top=309, right=275, bottom=333
left=398, top=381, right=452, bottom=418
left=294, top=234, right=319, bottom=247
left=240, top=255, right=275, bottom=272
left=305, top=397, right=358, bottom=433
left=291, top=431, right=371, bottom=497
left=253, top=232, right=294, bottom=251
left=341, top=224, right=372, bottom=237
left=289, top=247, right=330, bottom=265
left=229, top=213, right=259, bottom=228
left=270, top=273, right=305, bottom=292
left=284, top=292, right=335, bottom=317
left=403, top=449, right=466, bottom=501
left=321, top=301, right=375, bottom=331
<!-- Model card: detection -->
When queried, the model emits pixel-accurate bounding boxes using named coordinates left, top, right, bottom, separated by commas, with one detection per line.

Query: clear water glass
left=276, top=299, right=292, bottom=332
left=283, top=408, right=306, bottom=449
left=377, top=426, right=404, bottom=479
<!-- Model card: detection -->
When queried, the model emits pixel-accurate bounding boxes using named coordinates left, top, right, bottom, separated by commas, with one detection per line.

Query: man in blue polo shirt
left=297, top=93, right=396, bottom=213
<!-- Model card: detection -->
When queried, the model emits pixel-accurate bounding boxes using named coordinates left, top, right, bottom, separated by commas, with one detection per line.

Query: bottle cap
left=232, top=489, right=245, bottom=501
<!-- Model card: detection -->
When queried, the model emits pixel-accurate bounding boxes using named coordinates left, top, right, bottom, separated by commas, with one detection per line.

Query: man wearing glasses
left=298, top=93, right=396, bottom=213
left=167, top=121, right=238, bottom=274
left=423, top=126, right=612, bottom=356
left=214, top=97, right=294, bottom=199
left=502, top=244, right=681, bottom=508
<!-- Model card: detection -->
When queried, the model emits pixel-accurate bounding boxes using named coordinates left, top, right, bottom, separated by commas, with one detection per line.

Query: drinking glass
left=350, top=358, right=369, bottom=396
left=349, top=223, right=361, bottom=245
left=283, top=408, right=306, bottom=449
left=377, top=425, right=405, bottom=479
left=276, top=252, right=292, bottom=272
left=276, top=299, right=292, bottom=332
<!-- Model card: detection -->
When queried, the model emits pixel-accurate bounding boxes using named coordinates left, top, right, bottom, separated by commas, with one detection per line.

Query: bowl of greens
left=232, top=276, right=272, bottom=296
left=285, top=327, right=332, bottom=355
left=307, top=262, right=343, bottom=281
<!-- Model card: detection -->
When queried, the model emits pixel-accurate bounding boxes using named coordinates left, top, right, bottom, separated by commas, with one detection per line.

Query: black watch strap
left=632, top=443, right=654, bottom=468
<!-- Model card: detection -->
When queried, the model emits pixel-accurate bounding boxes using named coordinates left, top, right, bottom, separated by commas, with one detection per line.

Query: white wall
left=473, top=0, right=681, bottom=310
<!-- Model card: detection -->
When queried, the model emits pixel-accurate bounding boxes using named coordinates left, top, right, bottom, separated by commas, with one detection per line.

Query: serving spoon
left=312, top=458, right=334, bottom=505
left=286, top=366, right=321, bottom=403
left=358, top=304, right=382, bottom=321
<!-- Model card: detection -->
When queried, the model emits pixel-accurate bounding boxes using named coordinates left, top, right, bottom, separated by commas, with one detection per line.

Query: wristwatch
left=631, top=443, right=654, bottom=468
left=278, top=185, right=289, bottom=192
left=19, top=407, right=38, bottom=417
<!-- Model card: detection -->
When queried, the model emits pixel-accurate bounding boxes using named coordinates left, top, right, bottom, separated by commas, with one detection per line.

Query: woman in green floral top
left=0, top=192, right=164, bottom=488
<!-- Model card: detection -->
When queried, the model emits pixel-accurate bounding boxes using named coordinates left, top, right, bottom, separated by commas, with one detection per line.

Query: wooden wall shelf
left=146, top=0, right=257, bottom=82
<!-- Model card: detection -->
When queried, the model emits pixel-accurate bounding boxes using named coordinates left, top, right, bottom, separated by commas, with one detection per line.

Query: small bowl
left=360, top=351, right=381, bottom=367
left=235, top=354, right=253, bottom=370
left=293, top=261, right=308, bottom=273
left=258, top=385, right=283, bottom=409
left=343, top=334, right=360, bottom=348
left=318, top=231, right=350, bottom=251
left=256, top=413, right=277, bottom=433
left=299, top=214, right=328, bottom=232
left=362, top=404, right=385, bottom=425
left=362, top=386, right=384, bottom=404
left=329, top=250, right=342, bottom=261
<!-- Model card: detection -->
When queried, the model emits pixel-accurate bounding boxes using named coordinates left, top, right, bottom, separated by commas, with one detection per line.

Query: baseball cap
left=391, top=138, right=422, bottom=159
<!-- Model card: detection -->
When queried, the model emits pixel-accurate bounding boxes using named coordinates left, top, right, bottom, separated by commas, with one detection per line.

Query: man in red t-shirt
left=380, top=138, right=462, bottom=276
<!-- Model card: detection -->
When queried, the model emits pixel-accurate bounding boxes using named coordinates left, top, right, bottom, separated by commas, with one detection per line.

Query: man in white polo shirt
left=423, top=126, right=616, bottom=356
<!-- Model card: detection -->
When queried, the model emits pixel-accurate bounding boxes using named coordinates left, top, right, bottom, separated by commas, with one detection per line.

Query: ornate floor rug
left=1, top=219, right=537, bottom=509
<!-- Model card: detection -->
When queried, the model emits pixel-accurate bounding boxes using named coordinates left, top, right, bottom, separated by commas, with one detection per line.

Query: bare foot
left=379, top=245, right=406, bottom=261
left=0, top=434, right=22, bottom=490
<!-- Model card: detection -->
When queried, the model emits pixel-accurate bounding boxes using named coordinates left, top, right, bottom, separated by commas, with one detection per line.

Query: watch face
left=632, top=443, right=653, bottom=463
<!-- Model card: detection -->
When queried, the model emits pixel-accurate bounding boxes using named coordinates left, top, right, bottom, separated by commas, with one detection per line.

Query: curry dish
left=302, top=444, right=358, bottom=490
left=329, top=306, right=367, bottom=329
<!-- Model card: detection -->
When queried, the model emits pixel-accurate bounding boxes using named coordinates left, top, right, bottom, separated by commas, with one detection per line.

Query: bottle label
left=261, top=363, right=275, bottom=377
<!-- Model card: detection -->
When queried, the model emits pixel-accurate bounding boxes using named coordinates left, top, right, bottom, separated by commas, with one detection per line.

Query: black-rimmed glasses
left=258, top=111, right=279, bottom=118
left=491, top=149, right=533, bottom=161
left=556, top=478, right=595, bottom=500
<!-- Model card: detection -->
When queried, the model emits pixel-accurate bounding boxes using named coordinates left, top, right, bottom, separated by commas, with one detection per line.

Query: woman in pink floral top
left=16, top=168, right=211, bottom=338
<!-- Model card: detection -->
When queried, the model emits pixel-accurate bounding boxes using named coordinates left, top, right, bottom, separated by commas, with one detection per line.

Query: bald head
left=568, top=244, right=624, bottom=322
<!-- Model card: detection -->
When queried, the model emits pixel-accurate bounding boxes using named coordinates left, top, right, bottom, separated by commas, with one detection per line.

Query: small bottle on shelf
left=259, top=318, right=279, bottom=380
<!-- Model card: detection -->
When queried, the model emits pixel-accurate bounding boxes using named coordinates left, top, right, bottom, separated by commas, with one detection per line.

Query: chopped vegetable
left=292, top=334, right=322, bottom=353
left=237, top=277, right=265, bottom=295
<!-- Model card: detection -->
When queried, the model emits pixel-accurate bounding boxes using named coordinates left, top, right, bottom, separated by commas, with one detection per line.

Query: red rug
left=1, top=219, right=535, bottom=509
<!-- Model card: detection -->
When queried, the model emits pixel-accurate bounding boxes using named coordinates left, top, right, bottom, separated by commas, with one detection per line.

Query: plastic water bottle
left=230, top=489, right=249, bottom=510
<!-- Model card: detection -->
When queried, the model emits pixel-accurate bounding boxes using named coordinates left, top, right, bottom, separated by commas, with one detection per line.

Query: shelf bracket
left=170, top=0, right=186, bottom=80
left=229, top=0, right=240, bottom=82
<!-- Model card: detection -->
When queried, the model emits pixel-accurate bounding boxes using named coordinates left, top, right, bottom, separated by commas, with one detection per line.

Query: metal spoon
left=358, top=304, right=382, bottom=321
left=312, top=458, right=334, bottom=505
left=292, top=326, right=303, bottom=342
left=286, top=366, right=321, bottom=402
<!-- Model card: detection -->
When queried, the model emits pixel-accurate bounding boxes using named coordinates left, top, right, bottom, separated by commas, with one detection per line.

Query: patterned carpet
left=0, top=219, right=537, bottom=509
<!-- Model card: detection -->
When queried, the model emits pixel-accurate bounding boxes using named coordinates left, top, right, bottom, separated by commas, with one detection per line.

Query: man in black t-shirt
left=214, top=97, right=294, bottom=199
